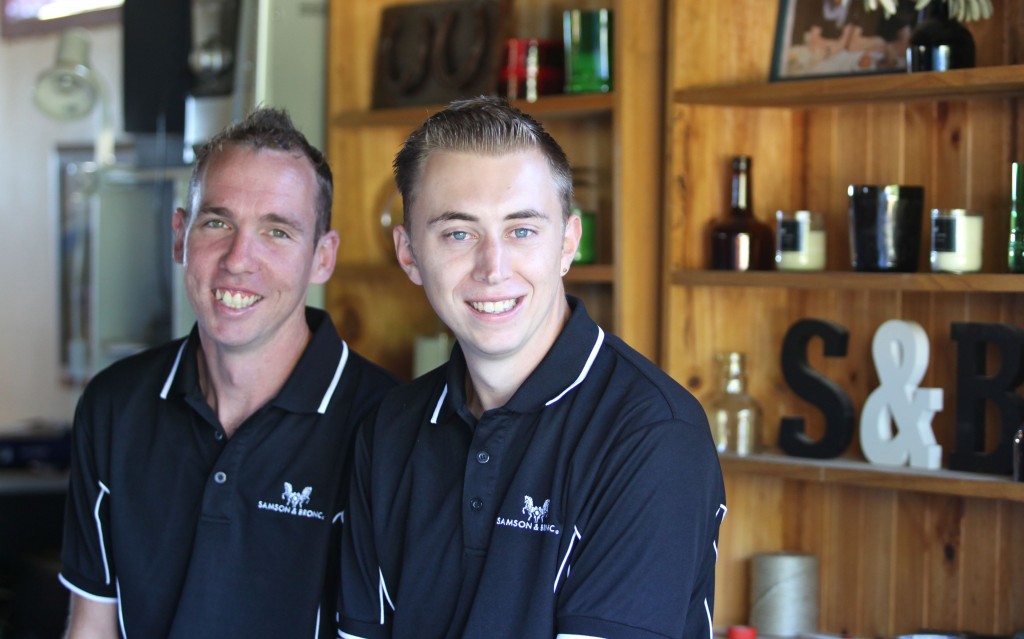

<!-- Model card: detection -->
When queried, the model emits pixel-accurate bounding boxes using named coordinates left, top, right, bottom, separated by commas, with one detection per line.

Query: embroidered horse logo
left=522, top=495, right=550, bottom=524
left=282, top=482, right=312, bottom=514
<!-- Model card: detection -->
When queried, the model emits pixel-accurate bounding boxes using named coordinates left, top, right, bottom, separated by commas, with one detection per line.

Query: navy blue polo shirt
left=60, top=308, right=398, bottom=638
left=338, top=297, right=726, bottom=639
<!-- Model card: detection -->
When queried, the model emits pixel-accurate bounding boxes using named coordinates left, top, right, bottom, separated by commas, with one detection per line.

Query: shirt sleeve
left=555, top=417, right=726, bottom=639
left=337, top=416, right=393, bottom=639
left=59, top=388, right=118, bottom=602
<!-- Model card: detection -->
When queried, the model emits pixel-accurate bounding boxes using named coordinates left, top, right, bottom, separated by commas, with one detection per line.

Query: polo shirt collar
left=273, top=307, right=349, bottom=414
left=440, top=295, right=604, bottom=421
left=158, top=307, right=348, bottom=416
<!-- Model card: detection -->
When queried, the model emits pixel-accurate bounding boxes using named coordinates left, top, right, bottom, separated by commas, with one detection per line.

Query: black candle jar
left=848, top=184, right=925, bottom=272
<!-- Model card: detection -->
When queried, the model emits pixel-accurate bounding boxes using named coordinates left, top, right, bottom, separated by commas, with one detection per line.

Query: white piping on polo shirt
left=159, top=340, right=188, bottom=400
left=378, top=567, right=395, bottom=623
left=95, top=480, right=112, bottom=584
left=57, top=575, right=117, bottom=604
left=703, top=597, right=713, bottom=639
left=545, top=327, right=604, bottom=406
left=158, top=338, right=350, bottom=414
left=553, top=525, right=582, bottom=593
left=117, top=579, right=127, bottom=638
left=428, top=327, right=604, bottom=424
left=429, top=385, right=448, bottom=424
left=319, top=341, right=349, bottom=414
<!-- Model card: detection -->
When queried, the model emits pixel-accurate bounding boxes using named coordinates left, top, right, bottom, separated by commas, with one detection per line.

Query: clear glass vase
left=709, top=351, right=762, bottom=456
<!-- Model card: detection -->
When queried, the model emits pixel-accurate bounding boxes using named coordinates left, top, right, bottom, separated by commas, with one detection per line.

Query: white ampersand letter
left=860, top=320, right=944, bottom=469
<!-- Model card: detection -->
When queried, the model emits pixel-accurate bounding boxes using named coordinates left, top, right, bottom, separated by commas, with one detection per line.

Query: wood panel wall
left=718, top=473, right=1024, bottom=635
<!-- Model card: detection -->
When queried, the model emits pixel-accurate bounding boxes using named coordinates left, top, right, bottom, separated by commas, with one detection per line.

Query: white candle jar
left=775, top=210, right=826, bottom=271
left=930, top=208, right=983, bottom=273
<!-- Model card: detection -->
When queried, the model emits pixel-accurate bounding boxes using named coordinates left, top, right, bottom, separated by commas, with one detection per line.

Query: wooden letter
left=779, top=318, right=855, bottom=459
left=949, top=322, right=1024, bottom=475
left=860, top=320, right=943, bottom=469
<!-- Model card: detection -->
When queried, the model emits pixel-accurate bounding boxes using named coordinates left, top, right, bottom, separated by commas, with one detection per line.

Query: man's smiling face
left=173, top=144, right=337, bottom=355
left=394, top=149, right=580, bottom=367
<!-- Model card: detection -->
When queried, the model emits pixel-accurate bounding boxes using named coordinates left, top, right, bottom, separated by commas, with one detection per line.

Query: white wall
left=0, top=24, right=124, bottom=430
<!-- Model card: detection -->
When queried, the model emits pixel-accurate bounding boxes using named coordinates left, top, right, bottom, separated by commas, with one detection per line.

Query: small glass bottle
left=709, top=351, right=762, bottom=456
left=1009, top=162, right=1024, bottom=273
left=709, top=156, right=774, bottom=271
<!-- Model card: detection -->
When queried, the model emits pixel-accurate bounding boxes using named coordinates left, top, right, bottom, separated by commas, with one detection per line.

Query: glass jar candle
left=775, top=210, right=826, bottom=271
left=930, top=208, right=983, bottom=273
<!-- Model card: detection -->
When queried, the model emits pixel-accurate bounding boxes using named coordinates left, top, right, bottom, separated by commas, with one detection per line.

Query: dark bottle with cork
left=708, top=155, right=774, bottom=270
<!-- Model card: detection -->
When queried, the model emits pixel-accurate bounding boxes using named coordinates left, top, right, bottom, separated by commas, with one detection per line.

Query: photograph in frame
left=770, top=0, right=920, bottom=81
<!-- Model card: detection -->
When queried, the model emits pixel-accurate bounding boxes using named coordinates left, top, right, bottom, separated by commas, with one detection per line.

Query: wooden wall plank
left=714, top=473, right=786, bottom=626
left=892, top=492, right=929, bottom=634
left=923, top=495, right=964, bottom=631
left=860, top=488, right=897, bottom=636
left=960, top=498, right=1002, bottom=631
left=822, top=485, right=866, bottom=633
left=1007, top=501, right=1024, bottom=629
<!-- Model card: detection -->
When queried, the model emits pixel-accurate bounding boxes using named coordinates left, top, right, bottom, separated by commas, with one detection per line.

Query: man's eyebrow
left=506, top=209, right=548, bottom=221
left=195, top=207, right=307, bottom=232
left=261, top=212, right=304, bottom=230
left=196, top=205, right=229, bottom=217
left=425, top=209, right=549, bottom=226
left=426, top=211, right=477, bottom=227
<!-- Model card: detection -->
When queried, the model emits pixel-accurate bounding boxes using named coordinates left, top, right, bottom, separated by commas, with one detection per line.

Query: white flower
left=862, top=0, right=993, bottom=21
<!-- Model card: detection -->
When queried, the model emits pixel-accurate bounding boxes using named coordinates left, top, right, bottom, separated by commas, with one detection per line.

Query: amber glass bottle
left=708, top=155, right=774, bottom=270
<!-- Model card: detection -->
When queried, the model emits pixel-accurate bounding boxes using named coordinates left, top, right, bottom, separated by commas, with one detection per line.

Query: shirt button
left=214, top=471, right=227, bottom=484
left=214, top=431, right=224, bottom=441
left=470, top=497, right=484, bottom=511
left=475, top=451, right=490, bottom=464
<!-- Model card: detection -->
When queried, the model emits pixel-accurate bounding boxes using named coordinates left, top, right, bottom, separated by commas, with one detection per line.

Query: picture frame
left=770, top=0, right=921, bottom=81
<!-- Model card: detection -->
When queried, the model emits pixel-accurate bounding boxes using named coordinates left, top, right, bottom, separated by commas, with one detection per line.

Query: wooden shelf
left=565, top=263, right=614, bottom=284
left=721, top=452, right=1024, bottom=502
left=336, top=262, right=614, bottom=285
left=334, top=92, right=615, bottom=128
left=670, top=270, right=1024, bottom=292
left=673, top=65, right=1024, bottom=108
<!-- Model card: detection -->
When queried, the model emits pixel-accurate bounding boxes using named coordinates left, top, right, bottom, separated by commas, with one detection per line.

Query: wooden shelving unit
left=664, top=0, right=1024, bottom=633
left=670, top=270, right=1024, bottom=292
left=325, top=0, right=665, bottom=378
left=674, top=64, right=1024, bottom=107
left=721, top=453, right=1024, bottom=503
left=333, top=92, right=615, bottom=128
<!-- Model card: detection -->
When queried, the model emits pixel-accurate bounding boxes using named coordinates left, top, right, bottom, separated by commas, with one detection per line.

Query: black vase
left=906, top=2, right=976, bottom=72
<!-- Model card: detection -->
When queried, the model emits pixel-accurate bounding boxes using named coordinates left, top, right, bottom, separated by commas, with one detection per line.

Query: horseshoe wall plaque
left=372, top=0, right=510, bottom=108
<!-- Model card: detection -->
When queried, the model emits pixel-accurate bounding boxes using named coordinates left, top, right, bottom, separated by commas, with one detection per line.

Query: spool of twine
left=749, top=552, right=819, bottom=636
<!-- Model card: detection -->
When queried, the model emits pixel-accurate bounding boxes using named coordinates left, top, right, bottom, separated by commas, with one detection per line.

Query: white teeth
left=215, top=289, right=262, bottom=309
left=470, top=299, right=516, bottom=314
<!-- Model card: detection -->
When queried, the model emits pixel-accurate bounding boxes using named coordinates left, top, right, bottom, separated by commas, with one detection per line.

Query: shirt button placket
left=213, top=471, right=227, bottom=484
left=476, top=450, right=490, bottom=464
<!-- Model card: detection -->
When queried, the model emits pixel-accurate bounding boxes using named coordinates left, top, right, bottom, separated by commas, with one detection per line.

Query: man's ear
left=172, top=208, right=187, bottom=265
left=310, top=229, right=339, bottom=285
left=561, top=213, right=583, bottom=273
left=394, top=224, right=423, bottom=286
